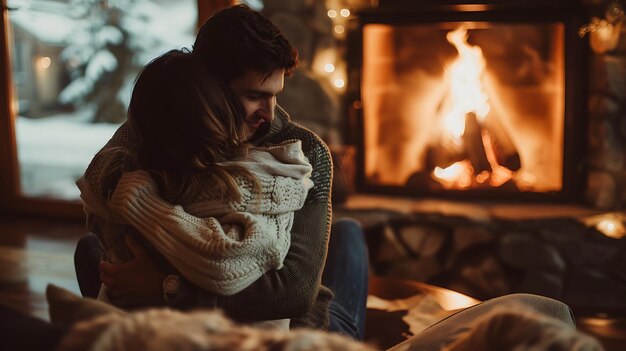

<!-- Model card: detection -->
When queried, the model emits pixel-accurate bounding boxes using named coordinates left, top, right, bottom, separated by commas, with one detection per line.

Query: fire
left=434, top=160, right=474, bottom=189
left=441, top=27, right=490, bottom=142
left=433, top=27, right=514, bottom=189
left=481, top=130, right=513, bottom=187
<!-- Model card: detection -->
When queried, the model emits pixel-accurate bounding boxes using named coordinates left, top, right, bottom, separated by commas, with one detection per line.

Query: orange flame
left=434, top=160, right=474, bottom=189
left=433, top=27, right=514, bottom=189
left=441, top=27, right=490, bottom=142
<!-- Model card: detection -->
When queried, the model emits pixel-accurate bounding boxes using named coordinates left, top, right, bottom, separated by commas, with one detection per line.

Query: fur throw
left=57, top=308, right=375, bottom=351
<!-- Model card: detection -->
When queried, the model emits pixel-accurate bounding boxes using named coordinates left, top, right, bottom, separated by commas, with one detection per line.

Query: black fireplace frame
left=345, top=1, right=589, bottom=203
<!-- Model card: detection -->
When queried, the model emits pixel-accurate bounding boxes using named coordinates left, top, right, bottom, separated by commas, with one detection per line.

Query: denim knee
left=330, top=218, right=364, bottom=245
left=332, top=218, right=362, bottom=234
left=74, top=233, right=102, bottom=298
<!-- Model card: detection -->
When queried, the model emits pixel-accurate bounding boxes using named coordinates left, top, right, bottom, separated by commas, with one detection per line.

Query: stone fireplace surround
left=270, top=0, right=625, bottom=209
left=331, top=0, right=626, bottom=316
left=271, top=0, right=626, bottom=316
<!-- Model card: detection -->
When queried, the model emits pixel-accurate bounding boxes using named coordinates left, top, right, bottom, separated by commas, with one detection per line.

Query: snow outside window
left=6, top=0, right=197, bottom=200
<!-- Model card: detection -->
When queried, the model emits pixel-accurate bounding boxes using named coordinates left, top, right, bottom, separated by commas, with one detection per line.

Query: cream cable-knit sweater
left=77, top=140, right=313, bottom=297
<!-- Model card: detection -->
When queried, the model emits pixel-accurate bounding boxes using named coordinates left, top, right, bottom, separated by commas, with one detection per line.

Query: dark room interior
left=1, top=0, right=625, bottom=350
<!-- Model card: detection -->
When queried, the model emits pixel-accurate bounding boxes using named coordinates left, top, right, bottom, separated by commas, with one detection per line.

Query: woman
left=76, top=50, right=313, bottom=328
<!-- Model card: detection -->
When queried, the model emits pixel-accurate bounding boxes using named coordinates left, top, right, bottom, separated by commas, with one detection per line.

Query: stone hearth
left=334, top=195, right=626, bottom=315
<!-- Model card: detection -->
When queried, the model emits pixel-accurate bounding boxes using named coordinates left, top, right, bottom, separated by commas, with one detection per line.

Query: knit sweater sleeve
left=81, top=122, right=135, bottom=199
left=108, top=171, right=294, bottom=296
left=207, top=124, right=333, bottom=323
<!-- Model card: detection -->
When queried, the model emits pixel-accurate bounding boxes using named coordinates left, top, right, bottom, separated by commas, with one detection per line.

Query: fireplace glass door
left=360, top=21, right=566, bottom=196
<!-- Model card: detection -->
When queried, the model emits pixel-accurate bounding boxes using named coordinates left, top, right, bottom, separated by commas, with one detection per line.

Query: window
left=1, top=0, right=199, bottom=216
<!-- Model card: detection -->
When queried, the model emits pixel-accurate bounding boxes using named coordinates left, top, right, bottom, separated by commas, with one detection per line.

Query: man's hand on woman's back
left=100, top=235, right=166, bottom=308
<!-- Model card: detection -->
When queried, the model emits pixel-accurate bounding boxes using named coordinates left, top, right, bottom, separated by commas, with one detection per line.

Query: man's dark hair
left=192, top=4, right=298, bottom=83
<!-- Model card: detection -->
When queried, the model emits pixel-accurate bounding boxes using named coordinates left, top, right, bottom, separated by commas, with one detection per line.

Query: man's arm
left=88, top=122, right=333, bottom=321
left=165, top=134, right=331, bottom=321
left=194, top=128, right=333, bottom=321
left=216, top=201, right=331, bottom=320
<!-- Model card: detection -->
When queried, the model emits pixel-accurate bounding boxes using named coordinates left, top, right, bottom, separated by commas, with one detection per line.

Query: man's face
left=229, top=68, right=285, bottom=140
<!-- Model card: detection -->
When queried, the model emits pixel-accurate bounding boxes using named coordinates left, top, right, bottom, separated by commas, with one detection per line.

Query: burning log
left=463, top=112, right=491, bottom=174
left=482, top=113, right=521, bottom=171
left=424, top=141, right=466, bottom=170
left=405, top=169, right=444, bottom=191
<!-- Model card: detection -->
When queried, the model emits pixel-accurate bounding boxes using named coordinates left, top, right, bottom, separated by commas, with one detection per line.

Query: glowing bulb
left=37, top=56, right=51, bottom=69
left=334, top=25, right=345, bottom=34
left=327, top=9, right=337, bottom=18
left=334, top=79, right=345, bottom=88
left=340, top=9, right=350, bottom=17
left=595, top=218, right=626, bottom=239
left=324, top=63, right=335, bottom=73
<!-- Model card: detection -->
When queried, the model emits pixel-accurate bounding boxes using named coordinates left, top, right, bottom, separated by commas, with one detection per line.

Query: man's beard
left=249, top=121, right=271, bottom=141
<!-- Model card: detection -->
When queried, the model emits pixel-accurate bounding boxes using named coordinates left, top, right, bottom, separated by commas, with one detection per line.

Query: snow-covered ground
left=8, top=0, right=198, bottom=200
left=15, top=112, right=121, bottom=200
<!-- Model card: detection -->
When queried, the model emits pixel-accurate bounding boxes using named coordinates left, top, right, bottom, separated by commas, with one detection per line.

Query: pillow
left=46, top=284, right=124, bottom=326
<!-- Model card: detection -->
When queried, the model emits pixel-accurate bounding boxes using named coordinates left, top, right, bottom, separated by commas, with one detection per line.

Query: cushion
left=46, top=284, right=124, bottom=326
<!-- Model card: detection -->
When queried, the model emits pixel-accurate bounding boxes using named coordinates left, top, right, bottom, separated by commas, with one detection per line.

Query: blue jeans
left=323, top=218, right=369, bottom=340
left=74, top=218, right=370, bottom=340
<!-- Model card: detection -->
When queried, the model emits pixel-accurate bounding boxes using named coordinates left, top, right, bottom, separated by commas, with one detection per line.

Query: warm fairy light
left=340, top=9, right=350, bottom=17
left=334, top=25, right=345, bottom=34
left=582, top=213, right=626, bottom=239
left=579, top=17, right=623, bottom=54
left=333, top=78, right=345, bottom=88
left=324, top=63, right=335, bottom=73
left=327, top=9, right=337, bottom=18
left=37, top=56, right=51, bottom=69
left=596, top=218, right=626, bottom=239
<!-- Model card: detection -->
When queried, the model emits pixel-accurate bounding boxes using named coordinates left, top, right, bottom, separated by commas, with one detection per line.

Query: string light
left=334, top=25, right=345, bottom=34
left=334, top=78, right=345, bottom=88
left=37, top=56, right=51, bottom=69
left=324, top=63, right=335, bottom=73
left=340, top=9, right=350, bottom=17
left=327, top=9, right=337, bottom=18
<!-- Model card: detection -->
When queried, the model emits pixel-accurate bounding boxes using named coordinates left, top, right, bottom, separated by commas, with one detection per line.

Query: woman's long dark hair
left=99, top=50, right=256, bottom=203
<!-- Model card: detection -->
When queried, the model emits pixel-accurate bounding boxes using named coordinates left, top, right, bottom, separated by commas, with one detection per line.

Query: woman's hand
left=100, top=235, right=167, bottom=309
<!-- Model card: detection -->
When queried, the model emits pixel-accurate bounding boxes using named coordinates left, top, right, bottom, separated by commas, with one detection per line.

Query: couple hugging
left=75, top=3, right=366, bottom=337
left=66, top=5, right=595, bottom=351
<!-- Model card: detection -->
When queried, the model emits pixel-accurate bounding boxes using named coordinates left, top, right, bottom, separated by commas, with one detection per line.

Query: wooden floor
left=0, top=213, right=624, bottom=350
left=0, top=214, right=86, bottom=321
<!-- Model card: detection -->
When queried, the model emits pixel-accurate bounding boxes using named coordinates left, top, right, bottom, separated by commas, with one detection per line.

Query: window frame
left=0, top=0, right=231, bottom=218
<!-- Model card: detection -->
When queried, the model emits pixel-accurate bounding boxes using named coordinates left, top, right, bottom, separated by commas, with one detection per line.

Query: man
left=75, top=4, right=369, bottom=340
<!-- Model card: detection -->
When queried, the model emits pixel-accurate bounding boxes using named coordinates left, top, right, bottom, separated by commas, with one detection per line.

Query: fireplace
left=346, top=0, right=588, bottom=201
